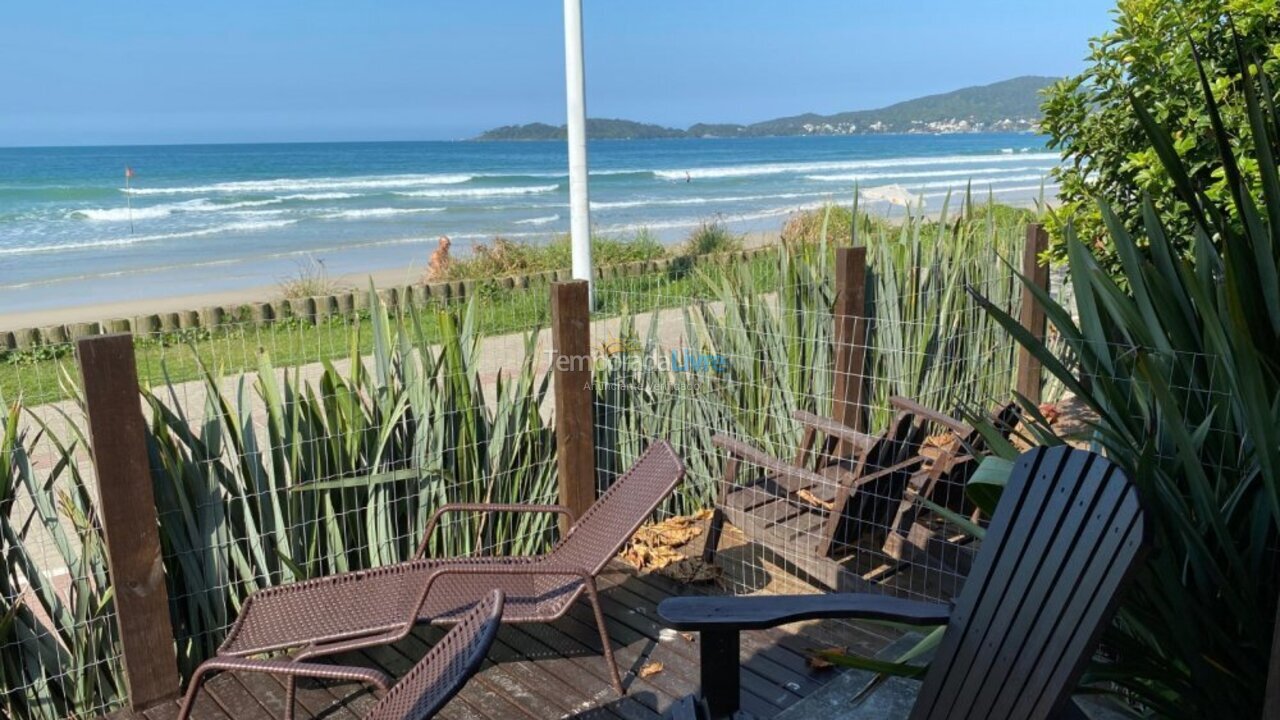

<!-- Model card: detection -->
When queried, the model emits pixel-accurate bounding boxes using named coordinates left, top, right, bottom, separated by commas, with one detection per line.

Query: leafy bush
left=277, top=256, right=341, bottom=299
left=680, top=221, right=743, bottom=256
left=443, top=231, right=665, bottom=280
left=1041, top=0, right=1280, bottom=269
left=974, top=31, right=1280, bottom=718
left=781, top=203, right=857, bottom=245
left=780, top=200, right=1037, bottom=248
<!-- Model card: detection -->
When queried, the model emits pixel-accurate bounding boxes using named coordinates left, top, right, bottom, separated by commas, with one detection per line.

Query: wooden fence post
left=833, top=247, right=870, bottom=440
left=551, top=281, right=596, bottom=532
left=77, top=334, right=179, bottom=710
left=1016, top=223, right=1051, bottom=405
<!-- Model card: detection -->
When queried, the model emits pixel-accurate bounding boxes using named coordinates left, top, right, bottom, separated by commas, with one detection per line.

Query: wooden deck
left=106, top=559, right=903, bottom=720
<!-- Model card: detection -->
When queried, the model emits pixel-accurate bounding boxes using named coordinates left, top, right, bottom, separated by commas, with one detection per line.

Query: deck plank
left=97, top=560, right=902, bottom=720
left=590, top=576, right=798, bottom=715
left=609, top=576, right=822, bottom=707
left=203, top=673, right=276, bottom=720
left=407, top=625, right=585, bottom=720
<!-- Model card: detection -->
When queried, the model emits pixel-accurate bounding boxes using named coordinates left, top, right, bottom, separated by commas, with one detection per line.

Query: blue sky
left=1, top=1, right=1116, bottom=147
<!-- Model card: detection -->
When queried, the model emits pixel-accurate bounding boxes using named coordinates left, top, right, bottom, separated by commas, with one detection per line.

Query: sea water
left=0, top=134, right=1055, bottom=312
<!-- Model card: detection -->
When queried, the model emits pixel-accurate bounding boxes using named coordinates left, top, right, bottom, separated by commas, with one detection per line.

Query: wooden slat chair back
left=908, top=445, right=1148, bottom=719
left=884, top=400, right=1021, bottom=567
left=703, top=401, right=927, bottom=588
left=823, top=409, right=930, bottom=551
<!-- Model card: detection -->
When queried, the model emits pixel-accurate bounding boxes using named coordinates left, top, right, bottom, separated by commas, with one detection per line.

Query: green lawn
left=1, top=253, right=780, bottom=407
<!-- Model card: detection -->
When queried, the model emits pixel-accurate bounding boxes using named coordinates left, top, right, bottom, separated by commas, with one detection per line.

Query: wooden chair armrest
left=791, top=410, right=877, bottom=454
left=851, top=456, right=928, bottom=486
left=657, top=593, right=952, bottom=631
left=712, top=434, right=832, bottom=494
left=889, top=396, right=970, bottom=434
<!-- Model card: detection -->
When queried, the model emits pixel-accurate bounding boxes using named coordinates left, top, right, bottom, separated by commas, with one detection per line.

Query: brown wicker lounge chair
left=203, top=440, right=685, bottom=711
left=701, top=401, right=927, bottom=590
left=178, top=588, right=504, bottom=720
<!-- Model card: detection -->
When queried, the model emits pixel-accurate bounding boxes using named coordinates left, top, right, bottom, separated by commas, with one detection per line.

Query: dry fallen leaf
left=924, top=432, right=961, bottom=450
left=795, top=488, right=835, bottom=511
left=621, top=510, right=719, bottom=572
left=638, top=661, right=664, bottom=678
left=807, top=646, right=846, bottom=671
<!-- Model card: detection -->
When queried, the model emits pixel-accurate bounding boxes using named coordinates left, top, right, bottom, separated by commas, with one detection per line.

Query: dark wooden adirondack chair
left=661, top=446, right=1149, bottom=719
left=882, top=398, right=1022, bottom=572
left=702, top=401, right=928, bottom=589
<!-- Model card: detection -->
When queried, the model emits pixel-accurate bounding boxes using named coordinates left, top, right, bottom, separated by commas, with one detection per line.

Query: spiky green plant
left=0, top=391, right=124, bottom=720
left=963, top=28, right=1280, bottom=718
left=145, top=291, right=559, bottom=672
left=595, top=195, right=1038, bottom=517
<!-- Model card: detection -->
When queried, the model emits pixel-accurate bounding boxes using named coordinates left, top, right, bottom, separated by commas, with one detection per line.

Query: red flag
left=124, top=166, right=135, bottom=179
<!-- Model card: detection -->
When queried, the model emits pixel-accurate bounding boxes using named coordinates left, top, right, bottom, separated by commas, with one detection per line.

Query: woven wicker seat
left=193, top=440, right=685, bottom=717
left=180, top=589, right=504, bottom=720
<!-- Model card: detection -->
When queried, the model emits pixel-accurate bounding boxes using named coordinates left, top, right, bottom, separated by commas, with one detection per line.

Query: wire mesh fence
left=1, top=336, right=126, bottom=719
left=1, top=216, right=1079, bottom=718
left=1, top=282, right=566, bottom=718
left=588, top=225, right=1062, bottom=605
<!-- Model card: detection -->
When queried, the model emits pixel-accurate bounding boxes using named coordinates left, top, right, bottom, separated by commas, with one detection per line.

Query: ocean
left=0, top=134, right=1056, bottom=313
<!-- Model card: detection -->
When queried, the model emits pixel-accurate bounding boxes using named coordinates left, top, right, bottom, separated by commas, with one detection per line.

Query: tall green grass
left=596, top=195, right=1033, bottom=514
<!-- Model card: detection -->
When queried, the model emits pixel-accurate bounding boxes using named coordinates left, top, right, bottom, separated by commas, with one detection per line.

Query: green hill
left=477, top=118, right=685, bottom=141
left=476, top=76, right=1056, bottom=140
left=748, top=76, right=1055, bottom=135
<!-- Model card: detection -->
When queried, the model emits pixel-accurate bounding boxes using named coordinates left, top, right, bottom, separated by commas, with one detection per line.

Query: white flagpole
left=563, top=0, right=593, bottom=303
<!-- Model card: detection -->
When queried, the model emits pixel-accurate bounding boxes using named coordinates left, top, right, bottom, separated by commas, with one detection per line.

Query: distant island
left=477, top=76, right=1055, bottom=141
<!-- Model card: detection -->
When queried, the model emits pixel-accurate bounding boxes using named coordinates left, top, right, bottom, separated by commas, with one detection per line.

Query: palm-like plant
left=0, top=392, right=124, bottom=720
left=968, top=29, right=1280, bottom=718
left=146, top=290, right=560, bottom=673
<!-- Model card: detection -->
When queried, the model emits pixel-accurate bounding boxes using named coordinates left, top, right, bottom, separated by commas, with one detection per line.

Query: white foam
left=514, top=214, right=561, bottom=226
left=279, top=192, right=361, bottom=201
left=599, top=203, right=826, bottom=235
left=591, top=192, right=823, bottom=211
left=905, top=174, right=1050, bottom=190
left=72, top=205, right=175, bottom=222
left=919, top=183, right=1057, bottom=200
left=71, top=197, right=286, bottom=222
left=655, top=152, right=1058, bottom=180
left=0, top=219, right=298, bottom=257
left=394, top=184, right=560, bottom=199
left=123, top=174, right=474, bottom=195
left=852, top=175, right=1048, bottom=196
left=320, top=207, right=446, bottom=220
left=805, top=166, right=1050, bottom=183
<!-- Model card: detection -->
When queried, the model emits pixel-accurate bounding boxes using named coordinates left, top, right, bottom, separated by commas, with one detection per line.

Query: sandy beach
left=0, top=263, right=428, bottom=331
left=0, top=229, right=783, bottom=332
